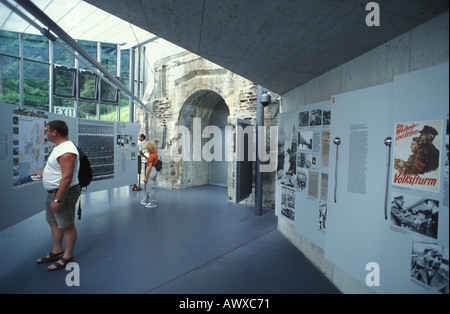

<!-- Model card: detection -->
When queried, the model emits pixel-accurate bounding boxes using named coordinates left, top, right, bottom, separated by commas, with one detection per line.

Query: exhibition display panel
left=0, top=103, right=139, bottom=231
left=276, top=63, right=449, bottom=293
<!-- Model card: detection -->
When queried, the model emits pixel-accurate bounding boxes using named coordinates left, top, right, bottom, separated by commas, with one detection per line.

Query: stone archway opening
left=178, top=89, right=230, bottom=190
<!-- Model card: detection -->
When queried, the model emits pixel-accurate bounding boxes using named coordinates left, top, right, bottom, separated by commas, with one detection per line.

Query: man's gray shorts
left=46, top=185, right=81, bottom=229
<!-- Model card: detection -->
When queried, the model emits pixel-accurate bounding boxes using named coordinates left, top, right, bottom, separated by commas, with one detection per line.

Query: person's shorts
left=46, top=184, right=81, bottom=229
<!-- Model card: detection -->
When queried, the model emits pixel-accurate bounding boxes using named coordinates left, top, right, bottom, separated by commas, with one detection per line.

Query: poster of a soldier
left=411, top=242, right=449, bottom=294
left=393, top=120, right=442, bottom=192
left=390, top=192, right=439, bottom=239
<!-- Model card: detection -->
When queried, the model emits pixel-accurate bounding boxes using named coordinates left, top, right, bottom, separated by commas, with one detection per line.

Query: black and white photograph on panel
left=322, top=110, right=331, bottom=126
left=281, top=186, right=295, bottom=221
left=296, top=168, right=307, bottom=191
left=298, top=130, right=313, bottom=150
left=318, top=200, right=327, bottom=231
left=292, top=100, right=332, bottom=251
left=297, top=151, right=312, bottom=169
left=78, top=119, right=115, bottom=181
left=277, top=113, right=297, bottom=188
left=277, top=141, right=285, bottom=173
left=390, top=192, right=439, bottom=240
left=310, top=109, right=322, bottom=126
left=298, top=110, right=309, bottom=127
left=410, top=241, right=449, bottom=294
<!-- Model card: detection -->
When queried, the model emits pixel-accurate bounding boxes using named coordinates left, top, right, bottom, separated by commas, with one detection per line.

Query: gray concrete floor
left=0, top=185, right=340, bottom=294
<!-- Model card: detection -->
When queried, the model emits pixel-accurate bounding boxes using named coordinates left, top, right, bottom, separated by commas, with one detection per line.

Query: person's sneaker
left=145, top=202, right=157, bottom=208
left=140, top=200, right=148, bottom=205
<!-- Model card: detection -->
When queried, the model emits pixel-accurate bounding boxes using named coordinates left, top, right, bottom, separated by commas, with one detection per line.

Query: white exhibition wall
left=276, top=63, right=449, bottom=294
left=0, top=103, right=139, bottom=231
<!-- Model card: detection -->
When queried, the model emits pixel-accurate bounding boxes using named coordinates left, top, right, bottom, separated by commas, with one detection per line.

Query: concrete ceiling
left=85, top=0, right=448, bottom=94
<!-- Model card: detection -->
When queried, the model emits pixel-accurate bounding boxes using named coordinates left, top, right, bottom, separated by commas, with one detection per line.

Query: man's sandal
left=47, top=256, right=75, bottom=271
left=36, top=251, right=63, bottom=264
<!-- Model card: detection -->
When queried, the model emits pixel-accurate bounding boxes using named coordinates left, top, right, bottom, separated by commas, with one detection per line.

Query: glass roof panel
left=0, top=0, right=156, bottom=46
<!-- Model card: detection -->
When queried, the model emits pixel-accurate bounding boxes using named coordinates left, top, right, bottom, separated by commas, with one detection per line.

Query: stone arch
left=176, top=89, right=230, bottom=189
left=139, top=51, right=278, bottom=207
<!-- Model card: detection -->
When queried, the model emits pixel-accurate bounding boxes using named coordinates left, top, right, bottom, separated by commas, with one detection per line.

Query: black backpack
left=76, top=146, right=93, bottom=220
left=155, top=159, right=162, bottom=172
left=76, top=146, right=93, bottom=189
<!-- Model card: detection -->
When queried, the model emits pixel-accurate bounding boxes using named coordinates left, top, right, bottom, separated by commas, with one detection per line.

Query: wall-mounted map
left=12, top=107, right=49, bottom=188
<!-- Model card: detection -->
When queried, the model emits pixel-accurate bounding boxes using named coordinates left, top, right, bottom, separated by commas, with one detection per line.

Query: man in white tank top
left=36, top=120, right=81, bottom=271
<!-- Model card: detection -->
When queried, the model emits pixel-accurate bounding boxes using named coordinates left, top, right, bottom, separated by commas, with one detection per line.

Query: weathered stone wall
left=136, top=51, right=278, bottom=208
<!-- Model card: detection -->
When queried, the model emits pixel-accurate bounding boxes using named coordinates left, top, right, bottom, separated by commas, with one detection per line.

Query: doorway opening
left=178, top=90, right=230, bottom=189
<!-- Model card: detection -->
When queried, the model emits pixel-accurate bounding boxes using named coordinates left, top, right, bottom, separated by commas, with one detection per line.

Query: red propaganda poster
left=392, top=120, right=442, bottom=192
